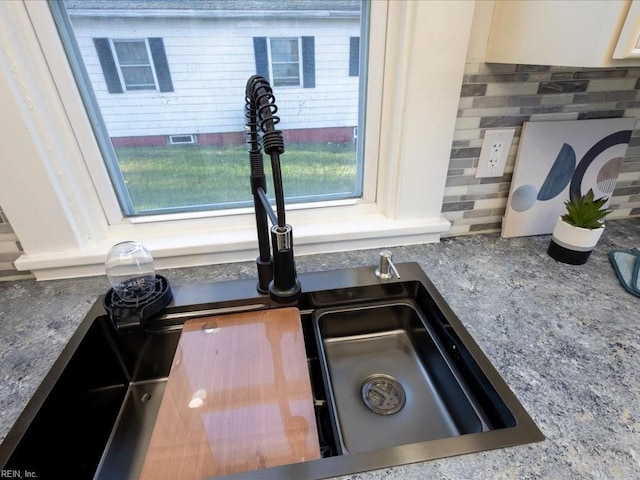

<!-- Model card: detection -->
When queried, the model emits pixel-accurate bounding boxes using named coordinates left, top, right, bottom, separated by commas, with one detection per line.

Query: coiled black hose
left=245, top=75, right=286, bottom=227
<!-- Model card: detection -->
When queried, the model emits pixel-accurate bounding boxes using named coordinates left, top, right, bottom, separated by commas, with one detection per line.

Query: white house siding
left=68, top=13, right=360, bottom=143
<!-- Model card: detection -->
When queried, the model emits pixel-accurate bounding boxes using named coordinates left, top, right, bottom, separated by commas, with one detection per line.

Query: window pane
left=114, top=41, right=150, bottom=65
left=270, top=38, right=299, bottom=62
left=120, top=66, right=156, bottom=89
left=51, top=0, right=365, bottom=216
left=273, top=63, right=300, bottom=81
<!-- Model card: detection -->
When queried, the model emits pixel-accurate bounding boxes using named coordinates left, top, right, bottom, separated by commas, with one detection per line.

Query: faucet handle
left=375, top=250, right=401, bottom=280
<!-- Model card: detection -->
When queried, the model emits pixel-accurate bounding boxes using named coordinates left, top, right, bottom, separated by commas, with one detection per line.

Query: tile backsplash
left=0, top=206, right=33, bottom=280
left=443, top=63, right=640, bottom=237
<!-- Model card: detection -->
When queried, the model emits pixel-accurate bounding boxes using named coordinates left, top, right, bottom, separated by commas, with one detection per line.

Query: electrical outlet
left=475, top=128, right=515, bottom=178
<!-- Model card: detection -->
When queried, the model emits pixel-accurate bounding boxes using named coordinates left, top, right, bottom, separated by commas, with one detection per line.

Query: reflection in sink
left=314, top=300, right=484, bottom=454
left=0, top=263, right=543, bottom=479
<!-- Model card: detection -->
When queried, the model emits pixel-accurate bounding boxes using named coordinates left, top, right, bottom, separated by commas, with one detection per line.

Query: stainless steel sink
left=0, top=263, right=543, bottom=479
left=314, top=300, right=485, bottom=454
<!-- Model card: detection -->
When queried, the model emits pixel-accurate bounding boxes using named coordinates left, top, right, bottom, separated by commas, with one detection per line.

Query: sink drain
left=361, top=374, right=406, bottom=415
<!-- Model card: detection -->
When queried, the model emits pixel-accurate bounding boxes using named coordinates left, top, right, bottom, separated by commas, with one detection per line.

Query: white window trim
left=0, top=0, right=475, bottom=280
left=267, top=37, right=302, bottom=88
left=111, top=38, right=158, bottom=92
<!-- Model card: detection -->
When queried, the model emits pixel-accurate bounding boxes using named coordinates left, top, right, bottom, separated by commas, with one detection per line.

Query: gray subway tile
left=507, top=95, right=541, bottom=107
left=469, top=73, right=529, bottom=83
left=452, top=140, right=470, bottom=148
left=446, top=175, right=480, bottom=187
left=463, top=208, right=493, bottom=219
left=573, top=92, right=607, bottom=103
left=538, top=80, right=589, bottom=94
left=460, top=193, right=499, bottom=201
left=616, top=101, right=638, bottom=109
left=577, top=110, right=624, bottom=120
left=479, top=115, right=529, bottom=128
left=527, top=73, right=553, bottom=82
left=564, top=102, right=619, bottom=113
left=550, top=72, right=575, bottom=81
left=449, top=158, right=476, bottom=169
left=625, top=146, right=640, bottom=157
left=631, top=207, right=640, bottom=215
left=550, top=66, right=577, bottom=73
left=461, top=83, right=487, bottom=97
left=521, top=105, right=564, bottom=115
left=492, top=207, right=507, bottom=216
left=469, top=222, right=502, bottom=232
left=442, top=201, right=475, bottom=212
left=621, top=162, right=640, bottom=173
left=541, top=93, right=574, bottom=106
left=635, top=78, right=640, bottom=89
left=574, top=69, right=628, bottom=79
left=473, top=96, right=508, bottom=108
left=448, top=168, right=466, bottom=176
left=613, top=186, right=640, bottom=196
left=480, top=63, right=518, bottom=74
left=515, top=64, right=551, bottom=73
left=450, top=147, right=481, bottom=159
left=480, top=173, right=512, bottom=184
left=629, top=136, right=640, bottom=147
left=606, top=90, right=638, bottom=101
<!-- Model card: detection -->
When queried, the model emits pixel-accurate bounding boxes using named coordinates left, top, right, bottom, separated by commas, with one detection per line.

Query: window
left=253, top=36, right=315, bottom=88
left=113, top=39, right=156, bottom=91
left=53, top=2, right=355, bottom=216
left=94, top=37, right=174, bottom=93
left=269, top=38, right=301, bottom=87
left=2, top=0, right=472, bottom=279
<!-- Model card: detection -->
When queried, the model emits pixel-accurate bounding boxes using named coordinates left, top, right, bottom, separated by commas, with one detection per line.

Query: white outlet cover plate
left=476, top=128, right=516, bottom=178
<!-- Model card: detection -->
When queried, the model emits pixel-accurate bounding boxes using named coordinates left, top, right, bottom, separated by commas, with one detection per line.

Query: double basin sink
left=0, top=262, right=543, bottom=478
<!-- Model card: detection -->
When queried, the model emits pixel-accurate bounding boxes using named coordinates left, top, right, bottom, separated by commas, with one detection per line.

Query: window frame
left=0, top=0, right=475, bottom=280
left=111, top=38, right=158, bottom=92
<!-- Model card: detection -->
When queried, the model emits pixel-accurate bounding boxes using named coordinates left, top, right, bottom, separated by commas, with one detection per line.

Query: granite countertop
left=1, top=218, right=639, bottom=479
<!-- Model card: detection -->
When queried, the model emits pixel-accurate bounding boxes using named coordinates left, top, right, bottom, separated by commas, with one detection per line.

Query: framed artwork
left=501, top=118, right=635, bottom=238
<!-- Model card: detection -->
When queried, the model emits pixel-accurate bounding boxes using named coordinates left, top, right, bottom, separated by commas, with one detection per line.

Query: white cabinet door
left=613, top=0, right=640, bottom=59
left=485, top=0, right=640, bottom=67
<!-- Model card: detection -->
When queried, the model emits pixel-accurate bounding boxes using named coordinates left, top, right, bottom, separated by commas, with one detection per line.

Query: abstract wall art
left=501, top=118, right=635, bottom=238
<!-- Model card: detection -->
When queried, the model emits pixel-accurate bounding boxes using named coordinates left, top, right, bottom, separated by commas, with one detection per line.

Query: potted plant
left=547, top=188, right=611, bottom=265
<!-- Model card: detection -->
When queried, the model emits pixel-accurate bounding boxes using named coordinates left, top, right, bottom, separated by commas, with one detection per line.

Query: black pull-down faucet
left=244, top=75, right=301, bottom=303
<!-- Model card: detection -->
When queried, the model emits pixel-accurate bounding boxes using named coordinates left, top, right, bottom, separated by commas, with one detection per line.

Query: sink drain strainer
left=361, top=374, right=406, bottom=415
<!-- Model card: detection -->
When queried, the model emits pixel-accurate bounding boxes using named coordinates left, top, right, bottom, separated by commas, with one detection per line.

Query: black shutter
left=148, top=38, right=174, bottom=92
left=253, top=37, right=269, bottom=81
left=93, top=38, right=122, bottom=93
left=349, top=37, right=359, bottom=77
left=302, top=36, right=315, bottom=88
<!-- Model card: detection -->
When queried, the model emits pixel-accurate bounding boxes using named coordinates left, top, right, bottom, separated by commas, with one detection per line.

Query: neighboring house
left=64, top=0, right=361, bottom=146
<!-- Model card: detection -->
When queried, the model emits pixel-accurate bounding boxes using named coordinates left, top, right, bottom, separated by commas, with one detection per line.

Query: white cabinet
left=485, top=0, right=640, bottom=67
left=614, top=0, right=640, bottom=59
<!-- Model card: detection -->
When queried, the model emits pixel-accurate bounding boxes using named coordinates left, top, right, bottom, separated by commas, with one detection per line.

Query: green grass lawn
left=114, top=142, right=358, bottom=213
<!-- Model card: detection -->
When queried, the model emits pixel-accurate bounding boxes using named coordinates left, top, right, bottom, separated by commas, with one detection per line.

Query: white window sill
left=15, top=207, right=449, bottom=279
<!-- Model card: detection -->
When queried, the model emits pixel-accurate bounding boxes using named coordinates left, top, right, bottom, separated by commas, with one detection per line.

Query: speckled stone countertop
left=1, top=218, right=639, bottom=479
